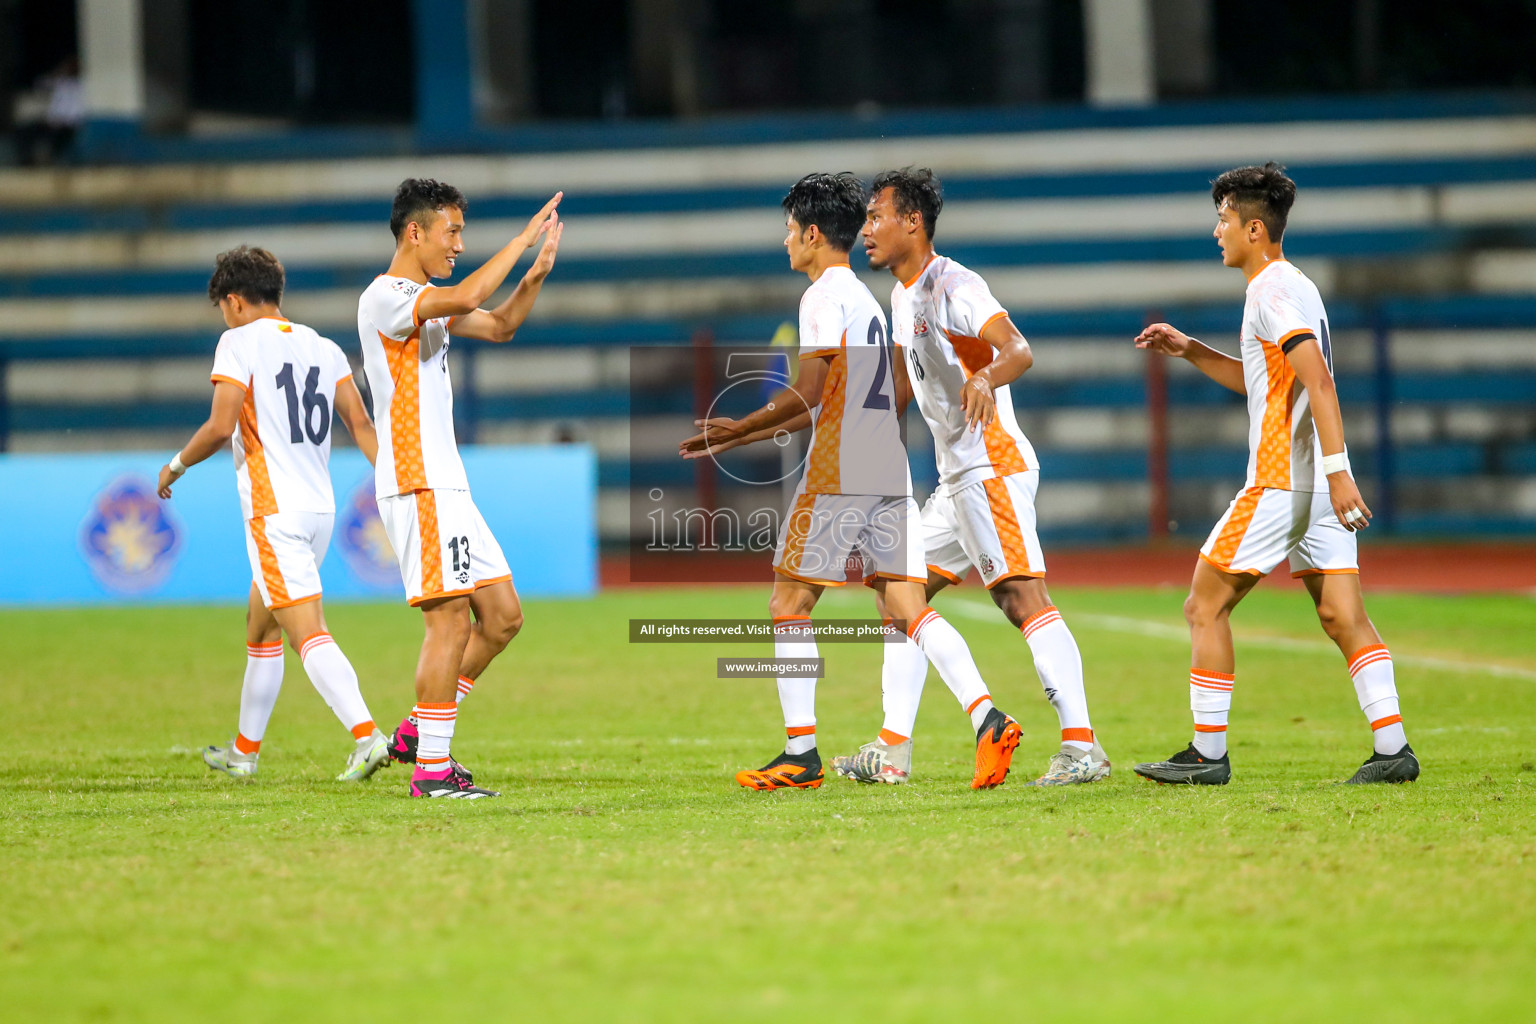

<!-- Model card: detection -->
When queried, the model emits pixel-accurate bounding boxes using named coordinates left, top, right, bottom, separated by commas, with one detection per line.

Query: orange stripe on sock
left=1193, top=724, right=1228, bottom=733
left=1061, top=727, right=1094, bottom=743
left=878, top=728, right=909, bottom=746
left=965, top=695, right=991, bottom=715
left=1349, top=642, right=1389, bottom=665
left=1370, top=714, right=1403, bottom=731
left=351, top=720, right=375, bottom=740
left=234, top=733, right=261, bottom=754
left=785, top=725, right=816, bottom=737
left=299, top=632, right=332, bottom=658
left=907, top=607, right=939, bottom=640
left=1349, top=644, right=1392, bottom=676
left=1019, top=604, right=1060, bottom=633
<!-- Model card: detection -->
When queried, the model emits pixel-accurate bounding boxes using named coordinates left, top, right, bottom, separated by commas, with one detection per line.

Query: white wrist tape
left=169, top=452, right=189, bottom=475
left=1321, top=452, right=1348, bottom=475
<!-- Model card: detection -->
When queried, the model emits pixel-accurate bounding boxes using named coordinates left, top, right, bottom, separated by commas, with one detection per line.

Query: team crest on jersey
left=388, top=278, right=421, bottom=298
left=337, top=481, right=400, bottom=588
left=979, top=554, right=996, bottom=578
left=912, top=313, right=930, bottom=337
left=78, top=476, right=183, bottom=594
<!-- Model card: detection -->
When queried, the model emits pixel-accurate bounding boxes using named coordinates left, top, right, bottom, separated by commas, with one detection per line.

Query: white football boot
left=336, top=729, right=392, bottom=782
left=203, top=741, right=258, bottom=779
left=831, top=737, right=913, bottom=785
left=1029, top=737, right=1111, bottom=786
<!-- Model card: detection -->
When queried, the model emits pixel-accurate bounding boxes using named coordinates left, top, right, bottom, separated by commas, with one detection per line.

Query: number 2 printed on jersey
left=861, top=317, right=895, bottom=411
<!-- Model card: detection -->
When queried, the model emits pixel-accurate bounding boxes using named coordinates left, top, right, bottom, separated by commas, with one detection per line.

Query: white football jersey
left=1239, top=260, right=1342, bottom=492
left=358, top=275, right=470, bottom=499
left=890, top=255, right=1037, bottom=494
left=209, top=316, right=353, bottom=519
left=798, top=264, right=909, bottom=497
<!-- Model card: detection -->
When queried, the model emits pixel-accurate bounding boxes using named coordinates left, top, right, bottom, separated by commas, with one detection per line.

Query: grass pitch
left=3, top=584, right=1534, bottom=1022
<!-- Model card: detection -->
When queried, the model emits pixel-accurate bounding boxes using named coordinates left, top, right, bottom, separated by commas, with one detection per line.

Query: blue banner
left=0, top=445, right=596, bottom=606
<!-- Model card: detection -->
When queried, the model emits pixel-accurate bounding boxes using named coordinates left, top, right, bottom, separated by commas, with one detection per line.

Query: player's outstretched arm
left=334, top=377, right=379, bottom=467
left=453, top=214, right=564, bottom=343
left=1287, top=338, right=1371, bottom=531
left=416, top=193, right=562, bottom=323
left=678, top=357, right=828, bottom=457
left=158, top=381, right=244, bottom=497
left=960, top=315, right=1033, bottom=432
left=1134, top=322, right=1246, bottom=394
left=680, top=409, right=813, bottom=460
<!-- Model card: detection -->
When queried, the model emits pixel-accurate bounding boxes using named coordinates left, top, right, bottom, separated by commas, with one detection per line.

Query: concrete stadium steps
left=18, top=177, right=1536, bottom=273
left=11, top=155, right=1536, bottom=237
left=6, top=113, right=1536, bottom=208
left=18, top=259, right=1536, bottom=347
left=7, top=100, right=1534, bottom=543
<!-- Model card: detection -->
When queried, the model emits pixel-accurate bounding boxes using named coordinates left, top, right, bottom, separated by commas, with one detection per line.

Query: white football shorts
left=1200, top=486, right=1358, bottom=578
left=921, top=470, right=1046, bottom=589
left=376, top=488, right=512, bottom=606
left=245, top=510, right=333, bottom=610
left=773, top=489, right=925, bottom=587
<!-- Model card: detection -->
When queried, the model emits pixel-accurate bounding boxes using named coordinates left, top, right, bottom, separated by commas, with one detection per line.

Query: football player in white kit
left=851, top=168, right=1111, bottom=787
left=1133, top=163, right=1416, bottom=785
left=682, top=173, right=1023, bottom=791
left=158, top=246, right=391, bottom=782
left=359, top=179, right=562, bottom=798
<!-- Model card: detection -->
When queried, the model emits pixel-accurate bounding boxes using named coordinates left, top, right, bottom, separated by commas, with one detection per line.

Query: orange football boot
left=971, top=708, right=1022, bottom=789
left=735, top=751, right=824, bottom=790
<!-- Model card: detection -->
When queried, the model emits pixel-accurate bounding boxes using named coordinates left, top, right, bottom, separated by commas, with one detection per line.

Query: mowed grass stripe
left=943, top=599, right=1536, bottom=681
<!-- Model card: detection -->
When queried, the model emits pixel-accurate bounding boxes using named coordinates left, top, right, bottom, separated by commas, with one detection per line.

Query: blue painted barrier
left=0, top=445, right=596, bottom=606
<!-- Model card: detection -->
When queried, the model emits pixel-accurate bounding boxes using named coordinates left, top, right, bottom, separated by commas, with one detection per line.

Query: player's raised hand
left=960, top=374, right=996, bottom=432
left=526, top=213, right=562, bottom=282
left=1135, top=322, right=1193, bottom=357
left=518, top=192, right=563, bottom=247
left=680, top=417, right=744, bottom=458
left=1328, top=472, right=1373, bottom=532
left=156, top=463, right=183, bottom=499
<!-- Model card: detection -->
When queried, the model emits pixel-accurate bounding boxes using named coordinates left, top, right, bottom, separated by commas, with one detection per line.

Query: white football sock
left=236, top=641, right=285, bottom=752
left=907, top=607, right=993, bottom=731
left=775, top=617, right=818, bottom=755
left=1020, top=605, right=1094, bottom=753
left=880, top=625, right=927, bottom=741
left=1190, top=668, right=1234, bottom=758
left=1349, top=644, right=1407, bottom=754
left=298, top=632, right=374, bottom=737
left=413, top=702, right=456, bottom=775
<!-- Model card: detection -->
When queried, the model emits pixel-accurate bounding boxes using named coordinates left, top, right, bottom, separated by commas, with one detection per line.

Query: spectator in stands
left=12, top=56, right=82, bottom=167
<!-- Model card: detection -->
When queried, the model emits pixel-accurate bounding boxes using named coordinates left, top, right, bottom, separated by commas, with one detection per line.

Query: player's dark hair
left=782, top=172, right=867, bottom=252
left=1211, top=162, right=1296, bottom=242
left=390, top=177, right=468, bottom=241
left=207, top=245, right=284, bottom=306
left=872, top=167, right=943, bottom=240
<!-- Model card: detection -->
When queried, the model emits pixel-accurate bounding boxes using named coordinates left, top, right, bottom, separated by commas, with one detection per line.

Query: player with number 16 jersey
left=157, top=245, right=391, bottom=784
